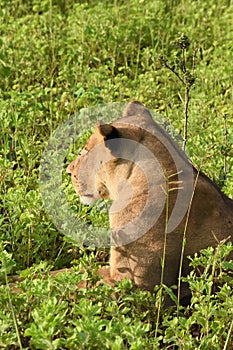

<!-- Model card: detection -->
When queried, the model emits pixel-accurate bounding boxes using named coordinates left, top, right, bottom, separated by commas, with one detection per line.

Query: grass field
left=0, top=0, right=233, bottom=349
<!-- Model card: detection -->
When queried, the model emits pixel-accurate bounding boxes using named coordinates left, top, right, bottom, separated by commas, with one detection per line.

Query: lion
left=67, top=101, right=233, bottom=304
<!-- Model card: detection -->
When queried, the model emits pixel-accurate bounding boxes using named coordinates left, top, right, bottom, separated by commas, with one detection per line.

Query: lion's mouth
left=79, top=194, right=96, bottom=205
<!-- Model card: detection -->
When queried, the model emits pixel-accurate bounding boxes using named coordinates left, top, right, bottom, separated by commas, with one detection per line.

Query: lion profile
left=67, top=101, right=233, bottom=303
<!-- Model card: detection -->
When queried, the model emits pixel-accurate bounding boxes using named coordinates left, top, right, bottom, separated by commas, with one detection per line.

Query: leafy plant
left=0, top=0, right=232, bottom=348
left=163, top=242, right=233, bottom=349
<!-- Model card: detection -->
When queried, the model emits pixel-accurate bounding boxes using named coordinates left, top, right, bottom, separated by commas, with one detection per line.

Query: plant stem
left=182, top=47, right=186, bottom=73
left=177, top=168, right=200, bottom=311
left=183, top=86, right=190, bottom=151
left=223, top=319, right=233, bottom=350
left=155, top=178, right=169, bottom=337
left=223, top=114, right=227, bottom=180
left=5, top=274, right=23, bottom=350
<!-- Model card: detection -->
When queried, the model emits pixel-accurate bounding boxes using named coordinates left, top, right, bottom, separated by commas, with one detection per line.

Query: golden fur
left=67, top=101, right=233, bottom=303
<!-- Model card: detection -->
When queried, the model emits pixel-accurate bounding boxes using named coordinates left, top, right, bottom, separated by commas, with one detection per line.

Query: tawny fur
left=67, top=101, right=233, bottom=302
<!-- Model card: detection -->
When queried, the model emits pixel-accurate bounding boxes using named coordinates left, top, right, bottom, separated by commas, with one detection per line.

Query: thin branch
left=159, top=56, right=186, bottom=85
left=223, top=114, right=227, bottom=180
left=183, top=86, right=190, bottom=151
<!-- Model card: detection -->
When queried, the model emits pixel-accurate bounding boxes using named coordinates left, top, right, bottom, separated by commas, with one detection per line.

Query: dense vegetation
left=0, top=0, right=232, bottom=348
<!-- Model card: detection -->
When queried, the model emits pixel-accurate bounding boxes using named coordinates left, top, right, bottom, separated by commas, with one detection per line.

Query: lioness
left=67, top=101, right=233, bottom=303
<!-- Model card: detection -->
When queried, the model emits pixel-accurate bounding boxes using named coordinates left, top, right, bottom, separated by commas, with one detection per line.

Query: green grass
left=0, top=0, right=233, bottom=348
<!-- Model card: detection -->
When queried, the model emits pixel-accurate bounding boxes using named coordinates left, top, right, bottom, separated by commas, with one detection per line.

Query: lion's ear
left=123, top=100, right=153, bottom=120
left=96, top=121, right=119, bottom=140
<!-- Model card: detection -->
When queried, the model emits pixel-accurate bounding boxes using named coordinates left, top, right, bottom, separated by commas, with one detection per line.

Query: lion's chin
left=79, top=194, right=96, bottom=205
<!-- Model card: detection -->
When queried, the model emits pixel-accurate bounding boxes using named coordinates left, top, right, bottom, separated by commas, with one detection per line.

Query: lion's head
left=67, top=102, right=165, bottom=204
